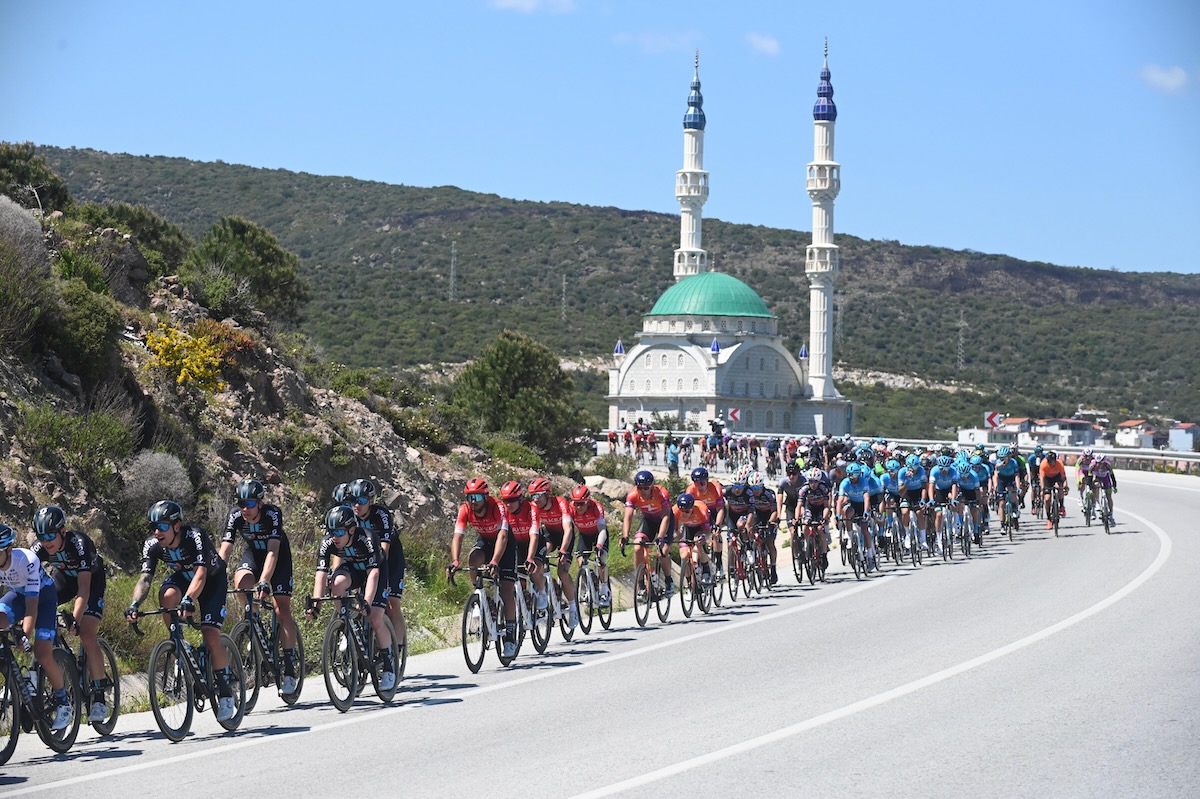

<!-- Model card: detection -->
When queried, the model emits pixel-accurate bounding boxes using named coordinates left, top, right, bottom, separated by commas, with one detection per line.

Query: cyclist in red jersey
left=568, top=485, right=611, bottom=606
left=529, top=477, right=577, bottom=629
left=686, top=466, right=727, bottom=579
left=448, top=478, right=518, bottom=657
left=674, top=494, right=714, bottom=585
left=498, top=480, right=548, bottom=614
left=620, top=470, right=676, bottom=596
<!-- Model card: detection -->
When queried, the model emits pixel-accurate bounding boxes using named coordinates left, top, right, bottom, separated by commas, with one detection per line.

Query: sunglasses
left=238, top=499, right=259, bottom=510
left=466, top=493, right=486, bottom=503
left=37, top=531, right=60, bottom=542
left=154, top=522, right=173, bottom=533
left=530, top=492, right=549, bottom=500
left=351, top=496, right=371, bottom=506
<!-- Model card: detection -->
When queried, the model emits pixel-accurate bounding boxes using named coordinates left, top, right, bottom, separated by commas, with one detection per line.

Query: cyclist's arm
left=560, top=515, right=575, bottom=557
left=363, top=565, right=381, bottom=603
left=184, top=564, right=209, bottom=606
left=72, top=569, right=91, bottom=629
left=595, top=517, right=609, bottom=551
left=20, top=591, right=40, bottom=639
left=312, top=569, right=329, bottom=600
left=449, top=529, right=465, bottom=565
left=621, top=506, right=634, bottom=540
left=217, top=540, right=234, bottom=564
left=128, top=573, right=153, bottom=610
left=657, top=513, right=671, bottom=539
left=491, top=528, right=510, bottom=569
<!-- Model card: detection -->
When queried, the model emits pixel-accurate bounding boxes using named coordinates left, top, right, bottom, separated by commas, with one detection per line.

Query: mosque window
left=775, top=358, right=780, bottom=372
left=702, top=319, right=711, bottom=331
left=677, top=354, right=684, bottom=368
left=693, top=378, right=699, bottom=391
left=720, top=320, right=727, bottom=331
left=759, top=382, right=765, bottom=397
left=686, top=321, right=693, bottom=332
left=766, top=411, right=774, bottom=429
left=745, top=410, right=754, bottom=427
left=645, top=380, right=651, bottom=392
left=738, top=321, right=743, bottom=333
left=677, top=379, right=683, bottom=391
left=645, top=354, right=651, bottom=368
left=783, top=411, right=791, bottom=429
left=759, top=358, right=765, bottom=371
left=661, top=380, right=667, bottom=392
left=743, top=382, right=749, bottom=396
left=661, top=354, right=668, bottom=368
left=752, top=322, right=757, bottom=333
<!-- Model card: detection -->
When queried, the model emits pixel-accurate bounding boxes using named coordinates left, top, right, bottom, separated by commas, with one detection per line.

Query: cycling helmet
left=1096, top=454, right=1110, bottom=465
left=0, top=523, right=14, bottom=548
left=332, top=482, right=350, bottom=503
left=33, top=505, right=67, bottom=536
left=634, top=470, right=655, bottom=487
left=937, top=456, right=953, bottom=468
left=970, top=455, right=984, bottom=466
left=1081, top=448, right=1094, bottom=458
left=905, top=455, right=920, bottom=469
left=940, top=446, right=955, bottom=458
left=785, top=462, right=799, bottom=475
left=998, top=447, right=1012, bottom=459
left=919, top=454, right=934, bottom=469
left=690, top=466, right=709, bottom=482
left=324, top=504, right=357, bottom=532
left=569, top=485, right=591, bottom=502
left=1047, top=450, right=1058, bottom=461
left=528, top=477, right=551, bottom=495
left=1034, top=445, right=1044, bottom=454
left=676, top=493, right=695, bottom=510
left=845, top=450, right=858, bottom=463
left=834, top=459, right=848, bottom=470
left=748, top=471, right=765, bottom=489
left=148, top=500, right=183, bottom=525
left=807, top=468, right=823, bottom=482
left=847, top=464, right=864, bottom=479
left=236, top=479, right=266, bottom=501
left=499, top=480, right=524, bottom=501
left=734, top=464, right=752, bottom=484
left=885, top=459, right=900, bottom=472
left=464, top=477, right=489, bottom=495
left=348, top=478, right=377, bottom=499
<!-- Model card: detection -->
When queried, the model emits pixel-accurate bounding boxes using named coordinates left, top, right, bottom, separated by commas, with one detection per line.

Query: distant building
left=607, top=50, right=851, bottom=435
left=1169, top=423, right=1200, bottom=452
left=1026, top=418, right=1098, bottom=448
left=1114, top=419, right=1157, bottom=448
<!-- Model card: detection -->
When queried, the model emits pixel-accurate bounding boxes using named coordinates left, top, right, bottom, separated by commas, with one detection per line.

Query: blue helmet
left=970, top=455, right=984, bottom=466
left=937, top=455, right=953, bottom=468
left=676, top=492, right=695, bottom=510
left=998, top=447, right=1012, bottom=459
left=905, top=455, right=920, bottom=469
left=885, top=459, right=900, bottom=472
left=690, top=467, right=709, bottom=482
left=634, top=470, right=654, bottom=487
left=0, top=523, right=14, bottom=548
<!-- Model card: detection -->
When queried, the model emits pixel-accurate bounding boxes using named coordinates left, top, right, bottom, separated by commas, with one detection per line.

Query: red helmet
left=499, top=480, right=524, bottom=501
left=464, top=478, right=489, bottom=496
left=528, top=477, right=551, bottom=495
left=570, top=485, right=591, bottom=502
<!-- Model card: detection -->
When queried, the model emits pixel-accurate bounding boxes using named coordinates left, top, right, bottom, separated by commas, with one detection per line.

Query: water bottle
left=21, top=669, right=36, bottom=702
left=650, top=572, right=659, bottom=591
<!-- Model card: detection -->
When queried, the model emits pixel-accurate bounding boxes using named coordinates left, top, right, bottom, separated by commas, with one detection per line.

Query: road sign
left=728, top=408, right=741, bottom=424
left=984, top=411, right=1003, bottom=429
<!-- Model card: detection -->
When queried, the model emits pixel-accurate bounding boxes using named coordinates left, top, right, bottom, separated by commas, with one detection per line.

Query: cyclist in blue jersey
left=897, top=455, right=929, bottom=551
left=955, top=455, right=984, bottom=544
left=968, top=455, right=993, bottom=531
left=927, top=456, right=961, bottom=552
left=836, top=464, right=875, bottom=567
left=989, top=447, right=1026, bottom=529
left=877, top=459, right=904, bottom=555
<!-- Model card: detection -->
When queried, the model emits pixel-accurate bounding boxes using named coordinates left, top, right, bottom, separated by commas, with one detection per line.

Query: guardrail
left=597, top=432, right=1200, bottom=476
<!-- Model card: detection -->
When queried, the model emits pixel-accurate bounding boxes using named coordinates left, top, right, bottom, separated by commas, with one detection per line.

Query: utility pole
left=561, top=275, right=567, bottom=322
left=957, top=309, right=968, bottom=371
left=449, top=240, right=457, bottom=302
left=833, top=298, right=843, bottom=346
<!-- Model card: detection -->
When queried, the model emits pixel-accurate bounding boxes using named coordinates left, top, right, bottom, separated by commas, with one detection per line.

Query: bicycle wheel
left=850, top=537, right=862, bottom=580
left=498, top=604, right=522, bottom=666
left=1007, top=501, right=1015, bottom=542
left=961, top=519, right=972, bottom=557
left=655, top=563, right=672, bottom=623
left=461, top=593, right=486, bottom=674
left=35, top=649, right=81, bottom=752
left=322, top=616, right=359, bottom=712
left=679, top=564, right=695, bottom=619
left=148, top=639, right=193, bottom=742
left=633, top=564, right=651, bottom=627
left=556, top=581, right=575, bottom=643
left=368, top=616, right=400, bottom=704
left=576, top=572, right=594, bottom=635
left=210, top=634, right=247, bottom=730
left=530, top=587, right=553, bottom=654
left=599, top=574, right=614, bottom=630
left=726, top=545, right=740, bottom=602
left=276, top=617, right=305, bottom=705
left=1050, top=495, right=1061, bottom=538
left=710, top=560, right=724, bottom=606
left=0, top=660, right=18, bottom=766
left=89, top=638, right=121, bottom=735
left=791, top=533, right=805, bottom=583
left=229, top=620, right=263, bottom=713
left=1102, top=497, right=1112, bottom=535
left=839, top=525, right=849, bottom=566
left=695, top=567, right=711, bottom=615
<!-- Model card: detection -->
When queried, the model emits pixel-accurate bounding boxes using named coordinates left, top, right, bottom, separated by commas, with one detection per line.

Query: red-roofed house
left=1115, top=420, right=1156, bottom=448
left=1169, top=423, right=1200, bottom=452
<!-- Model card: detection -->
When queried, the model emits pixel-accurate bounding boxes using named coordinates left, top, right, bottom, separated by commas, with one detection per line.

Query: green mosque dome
left=646, top=272, right=774, bottom=319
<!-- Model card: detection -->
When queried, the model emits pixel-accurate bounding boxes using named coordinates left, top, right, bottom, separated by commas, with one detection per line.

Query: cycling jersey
left=674, top=501, right=711, bottom=531
left=879, top=472, right=902, bottom=497
left=993, top=457, right=1022, bottom=480
left=1039, top=460, right=1066, bottom=481
left=0, top=548, right=53, bottom=596
left=748, top=488, right=777, bottom=518
left=956, top=467, right=981, bottom=491
left=357, top=503, right=405, bottom=593
left=141, top=526, right=224, bottom=583
left=568, top=499, right=607, bottom=535
left=797, top=484, right=831, bottom=520
left=776, top=475, right=804, bottom=508
left=535, top=495, right=572, bottom=535
left=0, top=549, right=58, bottom=639
left=33, top=531, right=106, bottom=618
left=222, top=504, right=293, bottom=589
left=454, top=497, right=511, bottom=539
left=505, top=499, right=540, bottom=544
left=929, top=465, right=960, bottom=491
left=316, top=527, right=381, bottom=573
left=624, top=486, right=672, bottom=519
left=865, top=474, right=884, bottom=498
left=838, top=477, right=870, bottom=503
left=687, top=480, right=725, bottom=511
left=898, top=466, right=927, bottom=493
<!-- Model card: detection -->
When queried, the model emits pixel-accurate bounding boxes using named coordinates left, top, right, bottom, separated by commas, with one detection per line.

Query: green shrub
left=482, top=436, right=544, bottom=470
left=19, top=402, right=135, bottom=492
left=0, top=198, right=52, bottom=350
left=379, top=405, right=451, bottom=454
left=590, top=452, right=636, bottom=480
left=57, top=248, right=109, bottom=294
left=50, top=279, right=122, bottom=387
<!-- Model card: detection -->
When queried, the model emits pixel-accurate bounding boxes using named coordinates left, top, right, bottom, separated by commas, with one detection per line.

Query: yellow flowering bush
left=145, top=323, right=226, bottom=393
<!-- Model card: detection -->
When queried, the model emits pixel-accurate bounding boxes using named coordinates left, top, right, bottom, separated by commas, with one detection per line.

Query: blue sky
left=2, top=1, right=1196, bottom=272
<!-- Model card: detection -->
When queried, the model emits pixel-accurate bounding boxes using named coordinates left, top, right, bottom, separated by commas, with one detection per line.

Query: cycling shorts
left=160, top=568, right=228, bottom=628
left=51, top=568, right=107, bottom=619
left=472, top=535, right=518, bottom=583
left=330, top=564, right=389, bottom=608
left=636, top=513, right=676, bottom=544
left=958, top=488, right=978, bottom=504
left=0, top=586, right=60, bottom=640
left=236, top=549, right=294, bottom=597
left=678, top=524, right=709, bottom=546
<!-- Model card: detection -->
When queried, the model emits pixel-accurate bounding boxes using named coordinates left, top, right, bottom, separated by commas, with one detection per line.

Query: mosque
left=607, top=47, right=853, bottom=436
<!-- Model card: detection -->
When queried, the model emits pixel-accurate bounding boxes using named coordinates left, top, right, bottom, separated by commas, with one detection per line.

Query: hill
left=37, top=145, right=1200, bottom=423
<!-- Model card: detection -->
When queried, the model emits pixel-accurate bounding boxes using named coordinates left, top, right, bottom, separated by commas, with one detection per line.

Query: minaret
left=674, top=51, right=709, bottom=281
left=805, top=40, right=841, bottom=399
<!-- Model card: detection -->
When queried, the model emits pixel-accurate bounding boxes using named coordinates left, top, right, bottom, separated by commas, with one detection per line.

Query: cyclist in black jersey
left=126, top=500, right=237, bottom=722
left=305, top=505, right=396, bottom=690
left=346, top=478, right=406, bottom=662
left=32, top=505, right=110, bottom=723
left=218, top=479, right=300, bottom=695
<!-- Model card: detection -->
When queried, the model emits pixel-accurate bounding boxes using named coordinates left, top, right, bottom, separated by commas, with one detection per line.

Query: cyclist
left=1076, top=448, right=1096, bottom=519
left=836, top=463, right=875, bottom=566
left=529, top=477, right=578, bottom=629
left=989, top=447, right=1026, bottom=530
left=497, top=480, right=550, bottom=618
left=31, top=505, right=110, bottom=722
left=686, top=467, right=727, bottom=578
left=1087, top=454, right=1118, bottom=523
left=448, top=479, right=518, bottom=657
left=673, top=493, right=714, bottom=585
left=776, top=462, right=805, bottom=540
left=897, top=455, right=929, bottom=552
left=218, top=479, right=300, bottom=695
left=1026, top=445, right=1047, bottom=512
left=346, top=478, right=406, bottom=671
left=620, top=470, right=676, bottom=597
left=568, top=485, right=611, bottom=607
left=954, top=454, right=984, bottom=544
left=127, top=500, right=237, bottom=721
left=746, top=471, right=780, bottom=584
left=0, top=521, right=73, bottom=730
left=877, top=459, right=904, bottom=553
left=928, top=456, right=961, bottom=551
left=1039, top=451, right=1069, bottom=528
left=827, top=459, right=849, bottom=493
left=967, top=455, right=993, bottom=533
left=797, top=467, right=833, bottom=569
left=305, top=505, right=396, bottom=691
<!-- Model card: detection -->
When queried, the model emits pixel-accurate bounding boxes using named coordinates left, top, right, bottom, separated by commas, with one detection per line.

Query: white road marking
left=569, top=505, right=1173, bottom=799
left=0, top=578, right=892, bottom=795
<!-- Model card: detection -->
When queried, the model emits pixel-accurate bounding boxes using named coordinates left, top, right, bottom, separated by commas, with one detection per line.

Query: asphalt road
left=2, top=470, right=1197, bottom=798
